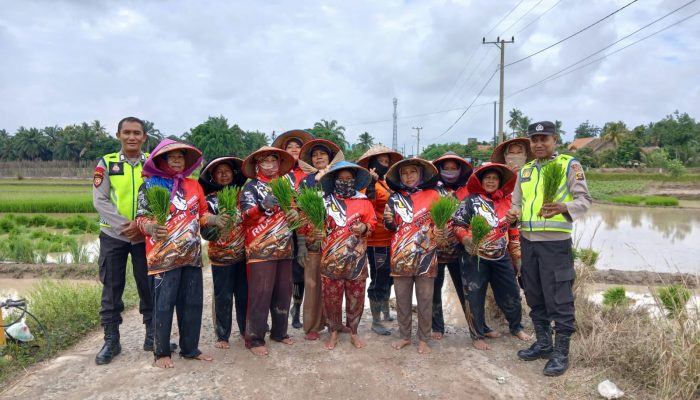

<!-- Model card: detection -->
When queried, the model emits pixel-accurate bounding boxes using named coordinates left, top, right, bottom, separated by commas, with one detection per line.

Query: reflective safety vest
left=520, top=154, right=574, bottom=233
left=100, top=152, right=148, bottom=228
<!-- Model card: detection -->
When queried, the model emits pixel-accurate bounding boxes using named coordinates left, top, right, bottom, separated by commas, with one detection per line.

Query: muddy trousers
left=460, top=252, right=524, bottom=340
left=98, top=232, right=152, bottom=326
left=150, top=266, right=203, bottom=358
left=303, top=253, right=324, bottom=334
left=245, top=259, right=293, bottom=348
left=367, top=246, right=393, bottom=302
left=321, top=275, right=366, bottom=334
left=520, top=238, right=576, bottom=335
left=432, top=260, right=466, bottom=334
left=211, top=261, right=248, bottom=342
left=394, top=276, right=434, bottom=342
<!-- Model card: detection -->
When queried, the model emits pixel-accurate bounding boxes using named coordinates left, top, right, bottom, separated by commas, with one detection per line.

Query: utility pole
left=412, top=126, right=422, bottom=157
left=392, top=97, right=398, bottom=151
left=493, top=101, right=497, bottom=146
left=483, top=36, right=514, bottom=144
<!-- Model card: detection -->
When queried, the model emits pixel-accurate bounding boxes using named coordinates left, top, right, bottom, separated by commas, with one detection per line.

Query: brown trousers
left=303, top=252, right=324, bottom=334
left=394, top=275, right=434, bottom=342
left=244, top=259, right=292, bottom=348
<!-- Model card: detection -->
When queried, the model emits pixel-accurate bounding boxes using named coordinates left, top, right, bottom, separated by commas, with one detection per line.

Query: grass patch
left=657, top=284, right=692, bottom=318
left=573, top=247, right=599, bottom=268
left=610, top=195, right=645, bottom=205
left=586, top=172, right=700, bottom=183
left=0, top=214, right=99, bottom=234
left=0, top=264, right=139, bottom=384
left=587, top=180, right=646, bottom=200
left=644, top=196, right=679, bottom=207
left=0, top=181, right=93, bottom=213
left=602, top=286, right=630, bottom=307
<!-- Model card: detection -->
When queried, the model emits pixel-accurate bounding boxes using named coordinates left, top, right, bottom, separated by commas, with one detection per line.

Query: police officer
left=92, top=116, right=153, bottom=365
left=507, top=121, right=592, bottom=376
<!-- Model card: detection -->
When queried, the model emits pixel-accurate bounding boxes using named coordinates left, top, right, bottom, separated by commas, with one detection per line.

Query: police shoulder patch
left=521, top=168, right=533, bottom=182
left=93, top=172, right=104, bottom=187
left=571, top=162, right=585, bottom=181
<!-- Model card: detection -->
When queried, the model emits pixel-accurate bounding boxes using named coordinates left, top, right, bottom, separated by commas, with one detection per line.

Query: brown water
left=575, top=203, right=700, bottom=273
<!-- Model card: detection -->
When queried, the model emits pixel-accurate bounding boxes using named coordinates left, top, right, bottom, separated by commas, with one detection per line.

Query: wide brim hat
left=271, top=129, right=315, bottom=150
left=319, top=160, right=371, bottom=194
left=356, top=144, right=403, bottom=169
left=386, top=157, right=438, bottom=189
left=150, top=140, right=202, bottom=172
left=472, top=162, right=515, bottom=187
left=242, top=146, right=295, bottom=179
left=432, top=151, right=473, bottom=179
left=299, top=139, right=341, bottom=166
left=198, top=156, right=246, bottom=194
left=490, top=138, right=535, bottom=165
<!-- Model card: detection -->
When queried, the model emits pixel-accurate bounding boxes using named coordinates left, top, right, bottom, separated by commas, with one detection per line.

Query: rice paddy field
left=0, top=179, right=94, bottom=213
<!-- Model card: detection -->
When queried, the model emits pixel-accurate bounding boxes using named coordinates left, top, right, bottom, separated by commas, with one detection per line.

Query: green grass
left=0, top=214, right=99, bottom=234
left=610, top=195, right=679, bottom=207
left=610, top=195, right=645, bottom=205
left=0, top=181, right=93, bottom=213
left=602, top=286, right=630, bottom=307
left=657, top=284, right=692, bottom=317
left=0, top=264, right=139, bottom=384
left=586, top=172, right=700, bottom=182
left=587, top=180, right=647, bottom=200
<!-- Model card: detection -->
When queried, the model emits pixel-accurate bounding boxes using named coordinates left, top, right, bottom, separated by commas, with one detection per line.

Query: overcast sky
left=1, top=0, right=698, bottom=153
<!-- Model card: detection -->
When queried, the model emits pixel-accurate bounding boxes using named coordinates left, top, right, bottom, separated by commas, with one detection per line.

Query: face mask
left=440, top=169, right=461, bottom=183
left=257, top=159, right=279, bottom=177
left=334, top=179, right=355, bottom=198
left=373, top=163, right=389, bottom=179
left=505, top=153, right=527, bottom=169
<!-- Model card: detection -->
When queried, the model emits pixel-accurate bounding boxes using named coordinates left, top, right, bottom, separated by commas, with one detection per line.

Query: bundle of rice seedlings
left=217, top=186, right=240, bottom=225
left=269, top=177, right=295, bottom=212
left=469, top=214, right=491, bottom=270
left=657, top=284, right=691, bottom=318
left=602, top=286, right=630, bottom=308
left=540, top=160, right=566, bottom=214
left=145, top=185, right=171, bottom=226
left=430, top=196, right=460, bottom=229
left=296, top=187, right=325, bottom=231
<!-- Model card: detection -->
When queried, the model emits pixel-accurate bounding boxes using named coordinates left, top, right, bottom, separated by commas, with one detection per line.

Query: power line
left=507, top=9, right=700, bottom=99
left=428, top=67, right=500, bottom=143
left=484, top=0, right=527, bottom=38
left=499, top=0, right=546, bottom=36
left=346, top=102, right=493, bottom=127
left=506, top=0, right=639, bottom=67
left=515, top=0, right=565, bottom=35
left=444, top=53, right=499, bottom=110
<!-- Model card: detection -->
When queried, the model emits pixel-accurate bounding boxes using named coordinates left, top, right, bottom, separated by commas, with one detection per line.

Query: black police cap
left=527, top=121, right=556, bottom=136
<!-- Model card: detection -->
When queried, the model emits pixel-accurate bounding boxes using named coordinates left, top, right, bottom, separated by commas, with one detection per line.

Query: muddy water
left=574, top=203, right=700, bottom=273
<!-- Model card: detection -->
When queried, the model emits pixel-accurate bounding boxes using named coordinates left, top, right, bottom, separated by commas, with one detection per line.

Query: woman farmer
left=296, top=138, right=345, bottom=340
left=240, top=146, right=300, bottom=356
left=490, top=138, right=534, bottom=171
left=136, top=139, right=229, bottom=368
left=198, top=156, right=248, bottom=349
left=430, top=151, right=473, bottom=340
left=313, top=161, right=376, bottom=350
left=272, top=129, right=315, bottom=330
left=452, top=162, right=530, bottom=350
left=383, top=158, right=441, bottom=354
left=357, top=145, right=403, bottom=336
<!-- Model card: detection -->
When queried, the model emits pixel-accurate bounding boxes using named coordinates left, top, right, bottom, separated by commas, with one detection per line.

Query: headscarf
left=141, top=139, right=202, bottom=199
left=439, top=165, right=462, bottom=183
left=369, top=156, right=389, bottom=180
left=399, top=164, right=423, bottom=191
left=504, top=142, right=527, bottom=170
left=255, top=153, right=280, bottom=182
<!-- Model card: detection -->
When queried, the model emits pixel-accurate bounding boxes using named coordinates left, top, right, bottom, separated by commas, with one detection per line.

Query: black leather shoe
left=517, top=323, right=552, bottom=361
left=543, top=332, right=571, bottom=376
left=95, top=324, right=121, bottom=365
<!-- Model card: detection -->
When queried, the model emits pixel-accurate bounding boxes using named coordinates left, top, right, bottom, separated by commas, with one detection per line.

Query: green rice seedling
left=577, top=248, right=599, bottom=268
left=296, top=187, right=326, bottom=231
left=8, top=236, right=34, bottom=263
left=602, top=286, right=629, bottom=307
left=658, top=284, right=692, bottom=318
left=68, top=242, right=89, bottom=264
left=145, top=185, right=171, bottom=225
left=29, top=214, right=49, bottom=226
left=610, top=195, right=644, bottom=205
left=269, top=177, right=295, bottom=212
left=469, top=214, right=491, bottom=270
left=54, top=220, right=66, bottom=229
left=430, top=196, right=460, bottom=229
left=0, top=217, right=16, bottom=233
left=217, top=186, right=240, bottom=224
left=644, top=196, right=679, bottom=207
left=540, top=161, right=566, bottom=211
left=14, top=215, right=29, bottom=225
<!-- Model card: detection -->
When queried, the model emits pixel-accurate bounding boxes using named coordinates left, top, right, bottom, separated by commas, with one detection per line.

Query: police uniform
left=510, top=121, right=592, bottom=376
left=93, top=151, right=153, bottom=330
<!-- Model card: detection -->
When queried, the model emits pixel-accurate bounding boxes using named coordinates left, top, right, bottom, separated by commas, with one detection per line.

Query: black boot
left=517, top=323, right=552, bottom=361
left=543, top=332, right=571, bottom=376
left=95, top=324, right=121, bottom=365
left=370, top=300, right=391, bottom=335
left=291, top=303, right=302, bottom=329
left=381, top=299, right=395, bottom=322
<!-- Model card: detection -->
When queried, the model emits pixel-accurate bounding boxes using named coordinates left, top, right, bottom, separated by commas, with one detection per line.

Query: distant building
left=467, top=138, right=477, bottom=145
left=476, top=144, right=493, bottom=152
left=568, top=137, right=615, bottom=153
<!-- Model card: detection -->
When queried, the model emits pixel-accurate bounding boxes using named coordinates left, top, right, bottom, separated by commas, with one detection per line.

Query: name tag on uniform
left=521, top=168, right=533, bottom=182
left=109, top=161, right=124, bottom=175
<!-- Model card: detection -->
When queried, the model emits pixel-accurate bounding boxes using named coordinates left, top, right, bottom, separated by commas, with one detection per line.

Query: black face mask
left=334, top=179, right=356, bottom=198
left=370, top=159, right=389, bottom=179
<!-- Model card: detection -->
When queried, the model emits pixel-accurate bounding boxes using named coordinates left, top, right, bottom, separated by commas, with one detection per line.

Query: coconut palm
left=310, top=119, right=349, bottom=152
left=602, top=121, right=629, bottom=146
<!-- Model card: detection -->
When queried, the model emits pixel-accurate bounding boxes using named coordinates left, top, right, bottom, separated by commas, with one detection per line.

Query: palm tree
left=357, top=132, right=374, bottom=150
left=555, top=120, right=566, bottom=136
left=311, top=119, right=349, bottom=152
left=143, top=120, right=164, bottom=153
left=602, top=121, right=629, bottom=147
left=14, top=127, right=49, bottom=160
left=507, top=108, right=523, bottom=134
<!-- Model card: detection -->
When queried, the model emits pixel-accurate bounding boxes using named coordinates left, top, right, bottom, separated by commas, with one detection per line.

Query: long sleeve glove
left=145, top=223, right=168, bottom=241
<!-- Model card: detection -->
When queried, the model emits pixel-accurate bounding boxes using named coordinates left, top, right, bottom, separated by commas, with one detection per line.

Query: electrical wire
left=514, top=0, right=565, bottom=35
left=506, top=0, right=639, bottom=67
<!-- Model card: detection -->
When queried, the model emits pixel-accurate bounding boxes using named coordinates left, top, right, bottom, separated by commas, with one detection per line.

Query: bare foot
left=325, top=331, right=338, bottom=350
left=418, top=340, right=432, bottom=354
left=484, top=331, right=501, bottom=338
left=153, top=356, right=174, bottom=368
left=392, top=339, right=411, bottom=350
left=350, top=334, right=366, bottom=349
left=515, top=330, right=531, bottom=341
left=279, top=337, right=294, bottom=345
left=190, top=353, right=213, bottom=361
left=472, top=339, right=490, bottom=350
left=431, top=332, right=444, bottom=340
left=249, top=346, right=269, bottom=356
left=214, top=340, right=230, bottom=349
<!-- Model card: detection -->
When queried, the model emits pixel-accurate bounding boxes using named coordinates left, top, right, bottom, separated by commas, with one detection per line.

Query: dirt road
left=1, top=268, right=564, bottom=400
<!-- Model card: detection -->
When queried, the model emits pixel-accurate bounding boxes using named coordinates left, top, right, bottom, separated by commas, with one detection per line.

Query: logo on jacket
left=326, top=196, right=347, bottom=227
left=393, top=195, right=413, bottom=223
